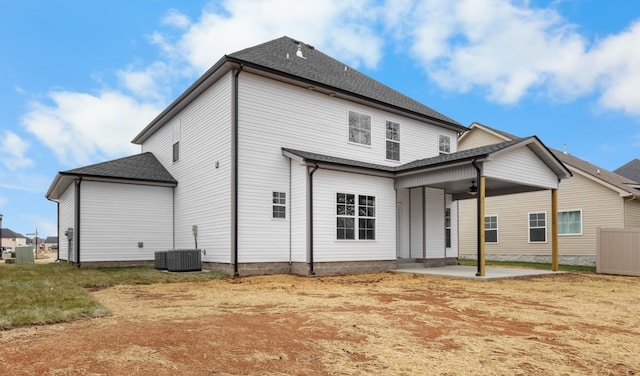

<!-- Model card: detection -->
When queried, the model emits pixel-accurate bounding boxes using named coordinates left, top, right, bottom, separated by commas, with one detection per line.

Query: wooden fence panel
left=597, top=227, right=640, bottom=276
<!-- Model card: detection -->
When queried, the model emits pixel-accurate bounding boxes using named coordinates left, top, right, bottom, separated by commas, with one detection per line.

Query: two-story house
left=46, top=37, right=570, bottom=276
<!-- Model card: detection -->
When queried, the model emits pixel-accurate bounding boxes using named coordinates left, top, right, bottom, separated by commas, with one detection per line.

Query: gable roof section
left=614, top=159, right=640, bottom=183
left=133, top=36, right=465, bottom=144
left=46, top=152, right=177, bottom=200
left=463, top=122, right=640, bottom=197
left=458, top=122, right=517, bottom=144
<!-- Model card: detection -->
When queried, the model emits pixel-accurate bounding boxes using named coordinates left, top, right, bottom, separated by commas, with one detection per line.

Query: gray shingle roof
left=613, top=159, right=640, bottom=183
left=63, top=152, right=177, bottom=184
left=283, top=138, right=530, bottom=174
left=1, top=228, right=27, bottom=239
left=228, top=36, right=464, bottom=129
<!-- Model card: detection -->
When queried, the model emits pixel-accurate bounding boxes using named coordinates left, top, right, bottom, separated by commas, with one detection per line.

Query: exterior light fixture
left=468, top=181, right=477, bottom=195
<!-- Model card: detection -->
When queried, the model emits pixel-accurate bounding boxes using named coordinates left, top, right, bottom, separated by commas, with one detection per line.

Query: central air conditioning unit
left=154, top=251, right=168, bottom=270
left=166, top=249, right=201, bottom=272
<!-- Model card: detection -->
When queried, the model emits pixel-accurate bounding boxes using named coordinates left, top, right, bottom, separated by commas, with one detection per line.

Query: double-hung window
left=336, top=193, right=375, bottom=240
left=272, top=192, right=286, bottom=219
left=558, top=210, right=582, bottom=235
left=348, top=111, right=371, bottom=146
left=439, top=135, right=451, bottom=153
left=385, top=121, right=400, bottom=161
left=529, top=212, right=546, bottom=242
left=485, top=215, right=498, bottom=243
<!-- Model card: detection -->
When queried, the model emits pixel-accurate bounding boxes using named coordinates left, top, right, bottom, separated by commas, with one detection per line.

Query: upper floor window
left=559, top=210, right=582, bottom=235
left=172, top=142, right=179, bottom=162
left=485, top=215, right=498, bottom=243
left=272, top=192, right=286, bottom=219
left=386, top=121, right=400, bottom=161
left=348, top=111, right=371, bottom=146
left=439, top=134, right=451, bottom=153
left=529, top=212, right=546, bottom=243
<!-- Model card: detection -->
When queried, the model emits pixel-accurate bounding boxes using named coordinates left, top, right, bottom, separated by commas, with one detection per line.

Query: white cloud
left=22, top=91, right=162, bottom=167
left=117, top=61, right=171, bottom=100
left=155, top=0, right=385, bottom=74
left=390, top=0, right=640, bottom=115
left=162, top=9, right=191, bottom=29
left=0, top=131, right=33, bottom=170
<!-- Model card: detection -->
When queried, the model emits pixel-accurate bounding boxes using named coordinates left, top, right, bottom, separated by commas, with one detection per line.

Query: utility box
left=154, top=251, right=168, bottom=270
left=15, top=246, right=35, bottom=264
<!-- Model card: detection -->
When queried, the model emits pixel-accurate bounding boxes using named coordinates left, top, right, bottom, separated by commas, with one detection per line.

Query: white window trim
left=347, top=110, right=372, bottom=148
left=558, top=209, right=583, bottom=236
left=385, top=119, right=400, bottom=162
left=335, top=191, right=377, bottom=241
left=438, top=133, right=451, bottom=154
left=528, top=211, right=547, bottom=243
left=485, top=215, right=499, bottom=244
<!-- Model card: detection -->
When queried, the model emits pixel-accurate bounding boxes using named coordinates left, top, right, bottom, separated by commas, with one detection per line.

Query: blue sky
left=1, top=0, right=640, bottom=238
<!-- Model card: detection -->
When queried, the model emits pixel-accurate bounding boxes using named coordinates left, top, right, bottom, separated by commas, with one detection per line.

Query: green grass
left=457, top=258, right=596, bottom=273
left=0, top=263, right=227, bottom=330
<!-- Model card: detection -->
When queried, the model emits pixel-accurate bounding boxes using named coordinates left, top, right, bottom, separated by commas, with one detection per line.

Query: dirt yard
left=1, top=271, right=639, bottom=375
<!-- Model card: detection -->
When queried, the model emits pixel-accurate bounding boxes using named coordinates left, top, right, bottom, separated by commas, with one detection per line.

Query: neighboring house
left=458, top=122, right=640, bottom=266
left=43, top=236, right=59, bottom=251
left=0, top=228, right=28, bottom=250
left=614, top=159, right=640, bottom=186
left=45, top=37, right=570, bottom=276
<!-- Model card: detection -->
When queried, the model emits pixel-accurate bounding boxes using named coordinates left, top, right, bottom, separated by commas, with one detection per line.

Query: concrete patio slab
left=392, top=265, right=565, bottom=281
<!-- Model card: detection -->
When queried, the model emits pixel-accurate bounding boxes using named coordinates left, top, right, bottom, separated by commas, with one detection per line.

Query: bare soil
left=1, top=272, right=639, bottom=375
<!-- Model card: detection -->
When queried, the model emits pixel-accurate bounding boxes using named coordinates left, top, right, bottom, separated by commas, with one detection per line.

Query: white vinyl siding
left=396, top=189, right=411, bottom=259
left=79, top=181, right=173, bottom=262
left=290, top=162, right=307, bottom=263
left=425, top=188, right=445, bottom=259
left=58, top=184, right=75, bottom=261
left=310, top=169, right=395, bottom=262
left=235, top=72, right=452, bottom=263
left=484, top=147, right=560, bottom=190
left=410, top=188, right=424, bottom=259
left=144, top=72, right=233, bottom=263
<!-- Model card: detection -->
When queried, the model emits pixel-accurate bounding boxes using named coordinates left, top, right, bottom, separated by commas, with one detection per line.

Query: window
left=272, top=192, right=286, bottom=219
left=337, top=193, right=355, bottom=239
left=358, top=195, right=376, bottom=240
left=348, top=111, right=371, bottom=145
left=172, top=141, right=179, bottom=162
left=439, top=135, right=451, bottom=153
left=529, top=212, right=546, bottom=242
left=445, top=208, right=451, bottom=248
left=336, top=193, right=375, bottom=240
left=559, top=210, right=582, bottom=235
left=485, top=216, right=498, bottom=243
left=385, top=121, right=400, bottom=161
